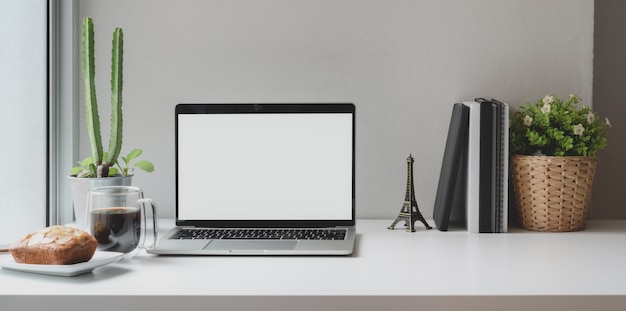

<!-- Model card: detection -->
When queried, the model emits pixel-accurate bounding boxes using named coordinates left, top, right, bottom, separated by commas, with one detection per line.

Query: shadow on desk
left=0, top=264, right=132, bottom=284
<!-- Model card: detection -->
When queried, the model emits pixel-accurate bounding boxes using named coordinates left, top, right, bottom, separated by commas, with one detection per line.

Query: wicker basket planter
left=510, top=155, right=597, bottom=232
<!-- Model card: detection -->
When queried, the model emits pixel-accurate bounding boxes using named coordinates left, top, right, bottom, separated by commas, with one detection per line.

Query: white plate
left=0, top=243, right=11, bottom=255
left=0, top=251, right=124, bottom=277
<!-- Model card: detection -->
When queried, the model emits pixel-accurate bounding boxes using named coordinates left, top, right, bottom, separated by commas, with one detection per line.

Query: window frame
left=49, top=0, right=80, bottom=226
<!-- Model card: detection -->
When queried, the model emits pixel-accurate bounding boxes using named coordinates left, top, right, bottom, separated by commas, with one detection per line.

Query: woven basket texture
left=510, top=155, right=597, bottom=232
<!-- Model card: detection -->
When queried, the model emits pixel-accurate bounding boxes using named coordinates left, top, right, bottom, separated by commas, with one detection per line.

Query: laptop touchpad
left=204, top=240, right=298, bottom=251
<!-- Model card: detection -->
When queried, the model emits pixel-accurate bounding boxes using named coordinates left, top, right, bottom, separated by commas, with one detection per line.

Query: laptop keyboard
left=170, top=228, right=347, bottom=241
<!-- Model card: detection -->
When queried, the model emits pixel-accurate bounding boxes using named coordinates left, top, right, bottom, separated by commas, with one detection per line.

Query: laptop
left=148, top=103, right=356, bottom=255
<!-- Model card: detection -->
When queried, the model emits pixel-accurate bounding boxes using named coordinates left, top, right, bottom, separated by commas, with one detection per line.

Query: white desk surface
left=2, top=219, right=626, bottom=311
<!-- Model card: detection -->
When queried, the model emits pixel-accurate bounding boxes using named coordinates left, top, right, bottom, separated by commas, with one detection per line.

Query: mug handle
left=137, top=198, right=159, bottom=250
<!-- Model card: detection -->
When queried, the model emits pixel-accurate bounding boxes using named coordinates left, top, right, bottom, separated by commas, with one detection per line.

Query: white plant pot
left=68, top=175, right=132, bottom=228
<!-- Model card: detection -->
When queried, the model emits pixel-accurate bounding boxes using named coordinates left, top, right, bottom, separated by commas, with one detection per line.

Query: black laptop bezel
left=174, top=103, right=356, bottom=228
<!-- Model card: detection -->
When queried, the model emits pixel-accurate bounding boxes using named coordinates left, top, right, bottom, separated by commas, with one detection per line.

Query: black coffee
left=90, top=207, right=140, bottom=253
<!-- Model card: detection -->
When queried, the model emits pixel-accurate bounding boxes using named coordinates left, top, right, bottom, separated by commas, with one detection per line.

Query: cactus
left=107, top=27, right=124, bottom=166
left=72, top=17, right=153, bottom=178
left=82, top=17, right=103, bottom=167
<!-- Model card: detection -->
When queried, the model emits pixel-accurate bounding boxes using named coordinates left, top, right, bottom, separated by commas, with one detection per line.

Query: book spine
left=495, top=101, right=504, bottom=233
left=491, top=100, right=509, bottom=233
left=433, top=103, right=469, bottom=231
left=501, top=103, right=509, bottom=232
left=463, top=102, right=481, bottom=233
left=464, top=99, right=509, bottom=234
left=478, top=101, right=494, bottom=233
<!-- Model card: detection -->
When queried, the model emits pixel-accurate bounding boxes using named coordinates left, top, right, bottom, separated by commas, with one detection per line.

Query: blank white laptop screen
left=177, top=112, right=353, bottom=221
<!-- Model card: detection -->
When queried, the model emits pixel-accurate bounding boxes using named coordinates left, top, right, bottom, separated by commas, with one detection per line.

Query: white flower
left=586, top=111, right=595, bottom=124
left=573, top=123, right=585, bottom=136
left=541, top=103, right=551, bottom=114
left=542, top=95, right=555, bottom=105
left=523, top=115, right=533, bottom=126
left=606, top=117, right=612, bottom=128
left=569, top=94, right=579, bottom=100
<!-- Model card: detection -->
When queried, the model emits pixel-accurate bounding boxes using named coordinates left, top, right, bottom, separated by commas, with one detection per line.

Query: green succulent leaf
left=70, top=167, right=84, bottom=176
left=82, top=157, right=94, bottom=167
left=125, top=148, right=143, bottom=163
left=134, top=160, right=154, bottom=173
left=108, top=167, right=119, bottom=176
left=88, top=163, right=98, bottom=177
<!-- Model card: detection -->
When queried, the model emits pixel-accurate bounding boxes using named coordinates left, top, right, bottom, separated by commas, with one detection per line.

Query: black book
left=474, top=98, right=509, bottom=233
left=433, top=103, right=469, bottom=231
left=475, top=98, right=496, bottom=233
left=492, top=99, right=509, bottom=233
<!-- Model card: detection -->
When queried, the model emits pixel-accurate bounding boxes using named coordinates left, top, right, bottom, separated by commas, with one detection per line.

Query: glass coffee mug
left=86, top=186, right=158, bottom=259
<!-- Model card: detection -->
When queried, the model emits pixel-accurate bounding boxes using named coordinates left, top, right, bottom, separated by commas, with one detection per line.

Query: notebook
left=148, top=103, right=356, bottom=255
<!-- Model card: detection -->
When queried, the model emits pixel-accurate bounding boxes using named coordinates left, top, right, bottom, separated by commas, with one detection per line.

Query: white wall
left=77, top=0, right=594, bottom=219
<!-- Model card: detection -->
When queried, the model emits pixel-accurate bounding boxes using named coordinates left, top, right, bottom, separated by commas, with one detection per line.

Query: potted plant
left=68, top=17, right=154, bottom=226
left=509, top=94, right=610, bottom=232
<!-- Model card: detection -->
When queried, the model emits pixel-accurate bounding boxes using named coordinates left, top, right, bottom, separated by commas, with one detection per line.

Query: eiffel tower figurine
left=388, top=154, right=432, bottom=232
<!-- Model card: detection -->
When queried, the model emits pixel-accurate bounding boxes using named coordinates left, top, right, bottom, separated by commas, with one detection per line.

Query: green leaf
left=548, top=128, right=564, bottom=140
left=125, top=148, right=142, bottom=162
left=108, top=167, right=119, bottom=176
left=134, top=160, right=154, bottom=172
left=560, top=136, right=574, bottom=151
left=88, top=163, right=97, bottom=177
left=82, top=157, right=95, bottom=167
left=70, top=167, right=83, bottom=175
left=527, top=131, right=548, bottom=147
